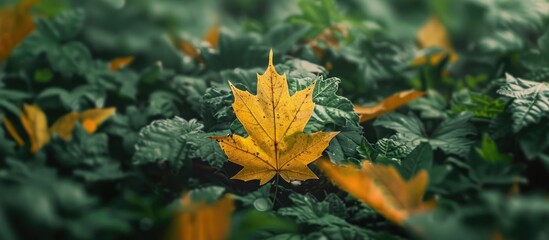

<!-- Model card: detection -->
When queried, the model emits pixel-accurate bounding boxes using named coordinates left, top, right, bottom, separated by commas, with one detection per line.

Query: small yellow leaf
left=177, top=40, right=200, bottom=59
left=176, top=24, right=220, bottom=60
left=413, top=16, right=458, bottom=65
left=211, top=50, right=338, bottom=185
left=308, top=24, right=348, bottom=61
left=20, top=104, right=50, bottom=153
left=109, top=56, right=134, bottom=71
left=317, top=158, right=435, bottom=225
left=203, top=24, right=220, bottom=49
left=168, top=194, right=235, bottom=240
left=0, top=0, right=36, bottom=62
left=49, top=112, right=78, bottom=141
left=2, top=116, right=24, bottom=146
left=354, top=90, right=425, bottom=122
left=78, top=107, right=116, bottom=134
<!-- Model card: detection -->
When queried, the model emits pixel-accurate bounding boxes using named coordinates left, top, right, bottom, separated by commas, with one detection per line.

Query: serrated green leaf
left=401, top=142, right=433, bottom=180
left=375, top=112, right=476, bottom=157
left=475, top=134, right=512, bottom=163
left=132, top=117, right=203, bottom=170
left=497, top=73, right=549, bottom=132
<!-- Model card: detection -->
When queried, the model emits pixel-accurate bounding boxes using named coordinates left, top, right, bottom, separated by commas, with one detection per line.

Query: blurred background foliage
left=1, top=0, right=549, bottom=239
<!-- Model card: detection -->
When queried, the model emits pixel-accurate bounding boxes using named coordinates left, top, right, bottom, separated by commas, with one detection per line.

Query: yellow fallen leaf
left=20, top=104, right=49, bottom=153
left=354, top=90, right=425, bottom=122
left=211, top=50, right=338, bottom=185
left=168, top=194, right=235, bottom=240
left=308, top=24, right=348, bottom=61
left=109, top=56, right=134, bottom=71
left=49, top=112, right=79, bottom=141
left=413, top=16, right=458, bottom=65
left=177, top=24, right=220, bottom=60
left=78, top=107, right=116, bottom=134
left=203, top=24, right=220, bottom=49
left=317, top=158, right=435, bottom=225
left=2, top=116, right=24, bottom=146
left=0, top=0, right=36, bottom=62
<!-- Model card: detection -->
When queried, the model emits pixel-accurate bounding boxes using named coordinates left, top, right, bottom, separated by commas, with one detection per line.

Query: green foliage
left=374, top=111, right=477, bottom=157
left=498, top=73, right=549, bottom=132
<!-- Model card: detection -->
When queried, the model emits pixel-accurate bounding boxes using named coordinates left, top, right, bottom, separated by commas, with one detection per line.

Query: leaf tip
left=269, top=49, right=274, bottom=66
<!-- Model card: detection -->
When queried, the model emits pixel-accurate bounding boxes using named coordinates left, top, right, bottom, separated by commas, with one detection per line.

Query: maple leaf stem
left=271, top=174, right=280, bottom=207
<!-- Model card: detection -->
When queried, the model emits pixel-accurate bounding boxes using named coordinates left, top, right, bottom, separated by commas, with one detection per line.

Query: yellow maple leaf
left=211, top=50, right=338, bottom=185
left=354, top=90, right=424, bottom=123
left=167, top=193, right=235, bottom=240
left=317, top=158, right=435, bottom=225
left=109, top=56, right=134, bottom=71
left=413, top=16, right=458, bottom=65
left=0, top=0, right=36, bottom=62
left=20, top=104, right=50, bottom=153
left=78, top=107, right=116, bottom=134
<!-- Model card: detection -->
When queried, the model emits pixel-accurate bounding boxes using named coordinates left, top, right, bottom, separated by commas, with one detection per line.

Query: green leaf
left=148, top=91, right=183, bottom=118
left=188, top=186, right=225, bottom=204
left=262, top=23, right=310, bottom=54
left=132, top=117, right=203, bottom=170
left=497, top=73, right=549, bottom=132
left=185, top=131, right=229, bottom=170
left=325, top=124, right=364, bottom=163
left=47, top=42, right=93, bottom=77
left=37, top=9, right=86, bottom=41
left=200, top=88, right=235, bottom=131
left=451, top=91, right=506, bottom=119
left=0, top=127, right=16, bottom=156
left=475, top=134, right=512, bottom=163
left=400, top=142, right=433, bottom=180
left=517, top=120, right=549, bottom=160
left=10, top=9, right=86, bottom=70
left=374, top=112, right=476, bottom=157
left=409, top=90, right=448, bottom=119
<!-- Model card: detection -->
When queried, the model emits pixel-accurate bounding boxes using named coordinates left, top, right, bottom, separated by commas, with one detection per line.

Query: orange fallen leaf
left=317, top=158, right=435, bottom=225
left=2, top=116, right=24, bottom=146
left=49, top=112, right=79, bottom=141
left=78, top=107, right=116, bottom=134
left=308, top=24, right=348, bottom=60
left=20, top=104, right=50, bottom=153
left=203, top=24, right=220, bottom=49
left=168, top=194, right=235, bottom=240
left=354, top=90, right=424, bottom=123
left=109, top=56, right=134, bottom=71
left=0, top=0, right=36, bottom=62
left=413, top=16, right=458, bottom=65
left=211, top=50, right=338, bottom=185
left=5, top=106, right=116, bottom=151
left=177, top=24, right=220, bottom=60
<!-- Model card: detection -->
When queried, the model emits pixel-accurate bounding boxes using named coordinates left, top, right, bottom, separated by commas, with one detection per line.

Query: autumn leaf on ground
left=49, top=112, right=79, bottom=141
left=167, top=191, right=234, bottom=240
left=211, top=50, right=338, bottom=185
left=79, top=107, right=116, bottom=134
left=109, top=56, right=134, bottom=71
left=176, top=24, right=220, bottom=60
left=2, top=116, right=24, bottom=146
left=308, top=24, right=349, bottom=61
left=317, top=157, right=435, bottom=225
left=355, top=90, right=425, bottom=122
left=21, top=104, right=50, bottom=153
left=0, top=0, right=36, bottom=62
left=413, top=16, right=458, bottom=65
